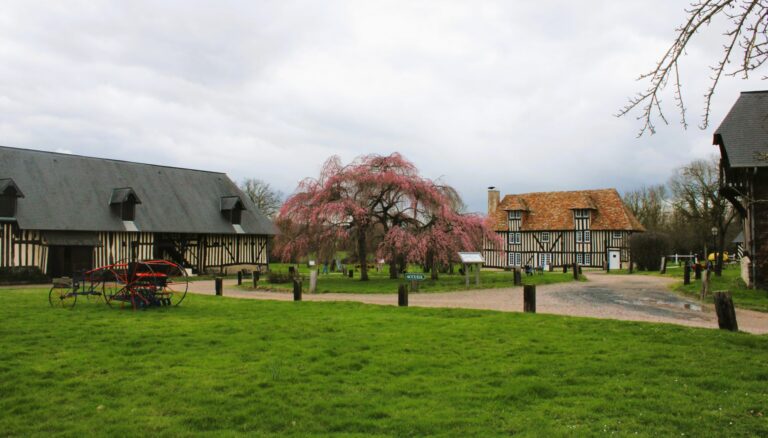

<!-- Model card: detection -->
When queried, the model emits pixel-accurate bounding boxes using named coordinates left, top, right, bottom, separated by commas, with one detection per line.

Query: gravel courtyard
left=187, top=272, right=768, bottom=334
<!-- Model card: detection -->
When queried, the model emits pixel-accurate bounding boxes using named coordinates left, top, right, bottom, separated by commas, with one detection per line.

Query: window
left=508, top=210, right=522, bottom=220
left=575, top=231, right=583, bottom=243
left=508, top=252, right=521, bottom=266
left=121, top=196, right=137, bottom=221
left=576, top=253, right=583, bottom=264
left=540, top=253, right=551, bottom=267
left=574, top=209, right=590, bottom=219
left=541, top=232, right=550, bottom=243
left=584, top=230, right=591, bottom=243
left=509, top=232, right=521, bottom=245
left=584, top=253, right=591, bottom=265
left=612, top=231, right=622, bottom=239
left=0, top=194, right=15, bottom=217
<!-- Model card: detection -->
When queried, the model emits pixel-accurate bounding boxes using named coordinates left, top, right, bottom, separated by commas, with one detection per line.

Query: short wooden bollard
left=572, top=263, right=579, bottom=280
left=214, top=277, right=223, bottom=296
left=293, top=279, right=302, bottom=301
left=694, top=263, right=702, bottom=280
left=309, top=270, right=318, bottom=293
left=713, top=291, right=738, bottom=331
left=348, top=269, right=353, bottom=278
left=523, top=285, right=536, bottom=313
left=701, top=268, right=710, bottom=300
left=563, top=265, right=568, bottom=274
left=513, top=269, right=522, bottom=286
left=684, top=263, right=691, bottom=285
left=398, top=284, right=408, bottom=307
left=237, top=271, right=242, bottom=285
left=252, top=271, right=259, bottom=287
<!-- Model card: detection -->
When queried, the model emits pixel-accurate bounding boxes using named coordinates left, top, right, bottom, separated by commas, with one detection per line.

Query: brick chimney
left=487, top=186, right=500, bottom=216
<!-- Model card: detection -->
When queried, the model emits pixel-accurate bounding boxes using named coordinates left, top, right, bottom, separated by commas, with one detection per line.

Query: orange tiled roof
left=493, top=188, right=645, bottom=232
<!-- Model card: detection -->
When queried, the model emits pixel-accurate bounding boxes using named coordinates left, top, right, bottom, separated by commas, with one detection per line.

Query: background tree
left=239, top=178, right=283, bottom=220
left=622, top=184, right=670, bottom=232
left=630, top=232, right=672, bottom=271
left=668, top=156, right=737, bottom=274
left=619, top=0, right=767, bottom=135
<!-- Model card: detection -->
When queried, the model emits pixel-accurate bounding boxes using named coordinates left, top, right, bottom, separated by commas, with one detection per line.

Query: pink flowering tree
left=276, top=153, right=498, bottom=281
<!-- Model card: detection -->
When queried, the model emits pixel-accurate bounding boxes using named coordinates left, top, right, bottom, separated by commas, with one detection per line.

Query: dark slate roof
left=220, top=196, right=244, bottom=211
left=0, top=146, right=276, bottom=235
left=0, top=178, right=24, bottom=197
left=109, top=187, right=141, bottom=204
left=733, top=231, right=744, bottom=244
left=714, top=90, right=768, bottom=168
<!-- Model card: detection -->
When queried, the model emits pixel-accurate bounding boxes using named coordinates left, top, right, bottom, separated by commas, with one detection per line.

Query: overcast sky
left=0, top=1, right=764, bottom=213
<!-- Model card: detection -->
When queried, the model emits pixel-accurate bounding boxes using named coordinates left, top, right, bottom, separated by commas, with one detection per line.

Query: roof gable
left=492, top=189, right=644, bottom=232
left=0, top=146, right=276, bottom=235
left=714, top=90, right=768, bottom=168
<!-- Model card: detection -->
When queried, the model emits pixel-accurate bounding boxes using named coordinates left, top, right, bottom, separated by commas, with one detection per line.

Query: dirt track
left=186, top=272, right=768, bottom=334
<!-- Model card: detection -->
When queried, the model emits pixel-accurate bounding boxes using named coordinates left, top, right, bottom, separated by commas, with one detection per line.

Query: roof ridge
left=0, top=144, right=227, bottom=175
left=501, top=188, right=617, bottom=197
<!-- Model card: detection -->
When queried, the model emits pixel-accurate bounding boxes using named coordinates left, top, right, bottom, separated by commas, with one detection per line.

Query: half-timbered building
left=483, top=188, right=644, bottom=269
left=0, top=146, right=276, bottom=278
left=714, top=90, right=768, bottom=288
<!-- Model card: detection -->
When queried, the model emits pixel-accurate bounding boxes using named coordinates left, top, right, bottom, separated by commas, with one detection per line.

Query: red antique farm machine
left=49, top=260, right=189, bottom=310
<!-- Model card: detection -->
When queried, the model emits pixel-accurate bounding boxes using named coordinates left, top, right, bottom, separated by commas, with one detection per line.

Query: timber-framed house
left=714, top=90, right=768, bottom=288
left=0, top=146, right=275, bottom=278
left=483, top=188, right=644, bottom=269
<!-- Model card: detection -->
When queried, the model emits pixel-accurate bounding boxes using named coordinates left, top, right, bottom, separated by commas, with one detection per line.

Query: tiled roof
left=492, top=188, right=645, bottom=232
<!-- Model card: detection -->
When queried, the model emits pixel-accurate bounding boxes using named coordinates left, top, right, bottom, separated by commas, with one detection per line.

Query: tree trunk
left=357, top=228, right=369, bottom=281
left=715, top=229, right=725, bottom=277
left=389, top=259, right=398, bottom=279
left=431, top=255, right=439, bottom=281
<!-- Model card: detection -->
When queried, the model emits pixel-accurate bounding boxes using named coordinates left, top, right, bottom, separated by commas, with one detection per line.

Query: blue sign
left=404, top=273, right=425, bottom=281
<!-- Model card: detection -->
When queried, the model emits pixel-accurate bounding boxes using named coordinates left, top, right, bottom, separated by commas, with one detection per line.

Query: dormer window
left=574, top=209, right=590, bottom=219
left=221, top=196, right=246, bottom=226
left=508, top=210, right=522, bottom=220
left=110, top=188, right=142, bottom=222
left=0, top=179, right=24, bottom=218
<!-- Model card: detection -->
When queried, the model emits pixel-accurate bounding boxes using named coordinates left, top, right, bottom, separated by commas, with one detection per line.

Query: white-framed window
left=540, top=253, right=551, bottom=267
left=508, top=252, right=521, bottom=266
left=508, top=210, right=522, bottom=220
left=574, top=209, right=590, bottom=219
left=576, top=253, right=583, bottom=264
left=508, top=233, right=514, bottom=245
left=508, top=232, right=521, bottom=245
left=541, top=232, right=550, bottom=243
left=612, top=231, right=622, bottom=239
left=584, top=253, right=591, bottom=265
left=584, top=230, right=591, bottom=243
left=575, top=231, right=583, bottom=243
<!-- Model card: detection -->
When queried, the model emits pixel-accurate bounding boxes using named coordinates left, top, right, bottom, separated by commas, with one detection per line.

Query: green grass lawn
left=1, top=288, right=766, bottom=436
left=609, top=264, right=768, bottom=312
left=250, top=263, right=581, bottom=294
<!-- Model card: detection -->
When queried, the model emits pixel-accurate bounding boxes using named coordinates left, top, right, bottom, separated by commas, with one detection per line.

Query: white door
left=608, top=249, right=621, bottom=270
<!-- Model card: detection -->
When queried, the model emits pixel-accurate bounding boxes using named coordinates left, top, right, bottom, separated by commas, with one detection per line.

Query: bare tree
left=618, top=0, right=768, bottom=136
left=239, top=178, right=283, bottom=219
left=622, top=184, right=670, bottom=232
left=668, top=157, right=737, bottom=275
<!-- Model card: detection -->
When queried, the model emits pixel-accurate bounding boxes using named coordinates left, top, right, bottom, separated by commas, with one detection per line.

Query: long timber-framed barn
left=0, top=146, right=276, bottom=278
left=483, top=188, right=644, bottom=270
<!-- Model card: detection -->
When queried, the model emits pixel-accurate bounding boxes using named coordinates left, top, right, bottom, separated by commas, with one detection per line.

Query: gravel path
left=186, top=273, right=768, bottom=334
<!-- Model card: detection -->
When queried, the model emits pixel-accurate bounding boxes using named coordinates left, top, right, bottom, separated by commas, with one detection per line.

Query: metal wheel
left=48, top=285, right=76, bottom=309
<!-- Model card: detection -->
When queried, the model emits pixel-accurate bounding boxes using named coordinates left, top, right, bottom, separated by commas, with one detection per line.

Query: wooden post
left=398, top=284, right=408, bottom=307
left=563, top=265, right=567, bottom=274
left=513, top=268, right=521, bottom=286
left=348, top=269, right=353, bottom=278
left=309, top=270, right=317, bottom=293
left=701, top=268, right=710, bottom=300
left=684, top=263, right=691, bottom=285
left=252, top=271, right=259, bottom=288
left=464, top=263, right=469, bottom=288
left=660, top=256, right=667, bottom=274
left=572, top=262, right=578, bottom=280
left=523, top=285, right=536, bottom=313
left=694, top=263, right=702, bottom=280
left=628, top=260, right=634, bottom=274
left=237, top=271, right=242, bottom=285
left=214, top=277, right=223, bottom=296
left=293, top=279, right=302, bottom=301
left=475, top=264, right=480, bottom=286
left=713, top=291, right=738, bottom=331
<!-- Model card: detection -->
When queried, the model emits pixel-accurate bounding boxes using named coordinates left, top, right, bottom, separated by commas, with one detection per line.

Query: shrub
left=267, top=271, right=293, bottom=284
left=0, top=266, right=48, bottom=284
left=630, top=232, right=671, bottom=271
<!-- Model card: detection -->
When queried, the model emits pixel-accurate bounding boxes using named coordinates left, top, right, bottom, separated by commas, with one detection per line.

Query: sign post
left=404, top=272, right=424, bottom=292
left=458, top=252, right=485, bottom=288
